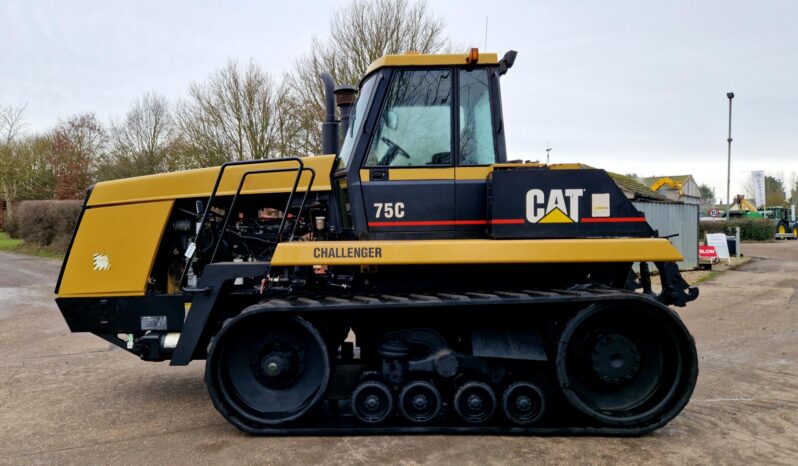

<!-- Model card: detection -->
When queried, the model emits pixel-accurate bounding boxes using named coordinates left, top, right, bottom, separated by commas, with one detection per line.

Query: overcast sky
left=1, top=0, right=796, bottom=199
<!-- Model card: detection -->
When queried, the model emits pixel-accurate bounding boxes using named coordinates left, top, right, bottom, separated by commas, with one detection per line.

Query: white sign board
left=706, top=233, right=731, bottom=263
left=752, top=170, right=766, bottom=208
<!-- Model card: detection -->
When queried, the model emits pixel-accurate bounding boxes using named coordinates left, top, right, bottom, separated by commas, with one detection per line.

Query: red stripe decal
left=581, top=217, right=647, bottom=223
left=489, top=218, right=525, bottom=224
left=368, top=217, right=645, bottom=227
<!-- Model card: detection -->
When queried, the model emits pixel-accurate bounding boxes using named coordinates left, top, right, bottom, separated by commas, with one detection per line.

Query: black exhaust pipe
left=320, top=72, right=339, bottom=155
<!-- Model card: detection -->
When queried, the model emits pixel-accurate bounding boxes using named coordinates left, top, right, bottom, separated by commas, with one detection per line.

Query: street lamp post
left=725, top=92, right=734, bottom=221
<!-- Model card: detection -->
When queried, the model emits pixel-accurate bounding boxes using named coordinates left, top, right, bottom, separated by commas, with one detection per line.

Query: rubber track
left=249, top=286, right=651, bottom=314
left=210, top=286, right=696, bottom=436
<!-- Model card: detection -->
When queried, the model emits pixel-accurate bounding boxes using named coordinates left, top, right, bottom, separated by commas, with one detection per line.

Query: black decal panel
left=488, top=168, right=654, bottom=239
left=362, top=180, right=455, bottom=231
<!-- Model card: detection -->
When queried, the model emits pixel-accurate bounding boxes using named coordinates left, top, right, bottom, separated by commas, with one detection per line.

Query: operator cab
left=334, top=49, right=517, bottom=239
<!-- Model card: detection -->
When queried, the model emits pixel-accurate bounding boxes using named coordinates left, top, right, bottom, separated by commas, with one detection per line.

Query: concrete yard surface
left=1, top=242, right=797, bottom=465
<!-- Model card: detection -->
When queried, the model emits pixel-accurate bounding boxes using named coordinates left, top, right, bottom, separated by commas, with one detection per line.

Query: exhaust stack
left=320, top=72, right=339, bottom=155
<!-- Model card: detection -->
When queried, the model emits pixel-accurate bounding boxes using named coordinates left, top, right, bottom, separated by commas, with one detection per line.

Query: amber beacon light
left=467, top=47, right=479, bottom=64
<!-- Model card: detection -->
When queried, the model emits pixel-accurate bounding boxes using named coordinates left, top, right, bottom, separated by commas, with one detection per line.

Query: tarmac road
left=1, top=242, right=797, bottom=465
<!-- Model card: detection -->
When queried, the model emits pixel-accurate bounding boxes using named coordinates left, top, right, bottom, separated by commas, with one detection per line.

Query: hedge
left=699, top=219, right=776, bottom=242
left=5, top=200, right=83, bottom=253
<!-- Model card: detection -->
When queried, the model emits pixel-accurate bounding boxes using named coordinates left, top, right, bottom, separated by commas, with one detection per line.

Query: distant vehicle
left=729, top=206, right=798, bottom=239
left=760, top=206, right=797, bottom=240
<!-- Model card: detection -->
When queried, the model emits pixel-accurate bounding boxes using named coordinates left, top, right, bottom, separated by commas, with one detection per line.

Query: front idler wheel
left=352, top=380, right=394, bottom=424
left=454, top=381, right=497, bottom=424
left=398, top=381, right=442, bottom=424
left=555, top=303, right=698, bottom=429
left=205, top=314, right=330, bottom=430
left=502, top=382, right=545, bottom=425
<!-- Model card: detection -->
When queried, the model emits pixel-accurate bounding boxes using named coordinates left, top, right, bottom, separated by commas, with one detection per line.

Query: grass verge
left=694, top=271, right=721, bottom=284
left=681, top=256, right=751, bottom=285
left=0, top=232, right=64, bottom=260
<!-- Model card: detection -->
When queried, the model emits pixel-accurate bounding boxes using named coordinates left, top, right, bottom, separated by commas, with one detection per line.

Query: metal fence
left=633, top=201, right=699, bottom=271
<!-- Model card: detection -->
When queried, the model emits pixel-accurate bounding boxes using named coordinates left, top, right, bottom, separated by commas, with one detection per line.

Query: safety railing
left=179, top=157, right=315, bottom=287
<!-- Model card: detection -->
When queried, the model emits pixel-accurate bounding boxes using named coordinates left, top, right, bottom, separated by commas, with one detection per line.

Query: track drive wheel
left=398, top=381, right=442, bottom=424
left=205, top=314, right=330, bottom=430
left=555, top=303, right=697, bottom=429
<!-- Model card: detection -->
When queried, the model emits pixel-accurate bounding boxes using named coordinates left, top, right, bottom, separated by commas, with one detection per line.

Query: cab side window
left=365, top=69, right=452, bottom=166
left=458, top=69, right=497, bottom=165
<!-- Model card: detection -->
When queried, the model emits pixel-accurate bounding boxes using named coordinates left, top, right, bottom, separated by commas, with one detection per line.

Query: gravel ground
left=1, top=242, right=797, bottom=465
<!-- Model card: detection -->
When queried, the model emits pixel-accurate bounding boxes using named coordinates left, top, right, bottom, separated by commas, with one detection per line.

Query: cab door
left=455, top=67, right=500, bottom=235
left=359, top=68, right=456, bottom=234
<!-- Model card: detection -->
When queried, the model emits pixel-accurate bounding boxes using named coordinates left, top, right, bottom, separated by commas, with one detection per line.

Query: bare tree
left=0, top=104, right=33, bottom=221
left=0, top=135, right=54, bottom=220
left=0, top=104, right=28, bottom=144
left=48, top=114, right=106, bottom=199
left=788, top=171, right=798, bottom=205
left=698, top=183, right=715, bottom=204
left=97, top=92, right=176, bottom=180
left=176, top=60, right=284, bottom=166
left=765, top=175, right=787, bottom=206
left=285, top=0, right=451, bottom=155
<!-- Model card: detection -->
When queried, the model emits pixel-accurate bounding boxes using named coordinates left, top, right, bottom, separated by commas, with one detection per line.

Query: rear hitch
left=654, top=262, right=699, bottom=307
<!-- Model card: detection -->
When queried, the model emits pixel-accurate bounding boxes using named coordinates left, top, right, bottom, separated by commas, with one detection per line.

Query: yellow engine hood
left=87, top=155, right=335, bottom=207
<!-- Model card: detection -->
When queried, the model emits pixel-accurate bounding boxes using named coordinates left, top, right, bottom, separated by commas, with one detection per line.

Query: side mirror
left=498, top=50, right=518, bottom=76
left=384, top=109, right=399, bottom=130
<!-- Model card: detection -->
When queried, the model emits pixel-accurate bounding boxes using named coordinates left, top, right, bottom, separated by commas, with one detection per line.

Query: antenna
left=546, top=144, right=551, bottom=165
left=484, top=17, right=488, bottom=50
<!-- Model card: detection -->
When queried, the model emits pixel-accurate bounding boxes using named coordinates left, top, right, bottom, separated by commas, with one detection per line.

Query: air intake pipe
left=320, top=72, right=339, bottom=155
left=335, top=84, right=358, bottom=144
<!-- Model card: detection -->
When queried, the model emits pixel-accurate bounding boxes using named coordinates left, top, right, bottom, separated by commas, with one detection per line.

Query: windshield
left=338, top=74, right=378, bottom=168
left=365, top=69, right=452, bottom=166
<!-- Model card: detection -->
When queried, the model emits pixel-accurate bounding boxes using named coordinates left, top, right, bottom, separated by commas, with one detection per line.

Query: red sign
left=699, top=245, right=717, bottom=260
left=709, top=209, right=720, bottom=218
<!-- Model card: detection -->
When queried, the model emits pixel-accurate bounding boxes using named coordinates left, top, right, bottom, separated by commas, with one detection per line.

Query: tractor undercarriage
left=202, top=287, right=697, bottom=435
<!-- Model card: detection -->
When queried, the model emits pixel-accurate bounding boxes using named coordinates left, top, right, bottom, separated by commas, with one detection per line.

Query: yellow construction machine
left=56, top=50, right=698, bottom=434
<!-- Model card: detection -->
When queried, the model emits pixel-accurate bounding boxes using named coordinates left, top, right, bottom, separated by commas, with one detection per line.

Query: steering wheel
left=377, top=136, right=411, bottom=166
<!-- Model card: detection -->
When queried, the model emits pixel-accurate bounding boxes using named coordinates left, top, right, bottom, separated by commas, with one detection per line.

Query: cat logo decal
left=525, top=189, right=585, bottom=223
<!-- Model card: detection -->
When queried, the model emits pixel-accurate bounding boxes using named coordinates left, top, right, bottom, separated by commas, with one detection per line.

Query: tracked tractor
left=56, top=50, right=699, bottom=434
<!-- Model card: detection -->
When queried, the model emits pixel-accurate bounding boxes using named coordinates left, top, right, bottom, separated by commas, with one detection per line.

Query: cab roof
left=365, top=52, right=500, bottom=77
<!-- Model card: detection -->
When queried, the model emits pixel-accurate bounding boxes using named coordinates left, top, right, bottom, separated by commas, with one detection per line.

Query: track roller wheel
left=454, top=381, right=497, bottom=424
left=502, top=382, right=545, bottom=425
left=205, top=314, right=330, bottom=430
left=352, top=381, right=393, bottom=424
left=555, top=303, right=697, bottom=428
left=398, top=381, right=442, bottom=424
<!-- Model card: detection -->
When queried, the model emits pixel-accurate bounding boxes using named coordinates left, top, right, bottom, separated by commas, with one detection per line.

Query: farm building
left=610, top=173, right=698, bottom=270
left=642, top=175, right=701, bottom=205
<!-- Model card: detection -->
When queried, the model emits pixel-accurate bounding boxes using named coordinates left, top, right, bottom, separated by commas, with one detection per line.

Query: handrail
left=208, top=165, right=316, bottom=263
left=179, top=157, right=305, bottom=287
left=289, top=167, right=316, bottom=241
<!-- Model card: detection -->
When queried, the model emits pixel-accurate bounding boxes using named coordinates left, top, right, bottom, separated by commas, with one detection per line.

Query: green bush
left=8, top=200, right=82, bottom=253
left=699, top=219, right=776, bottom=242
